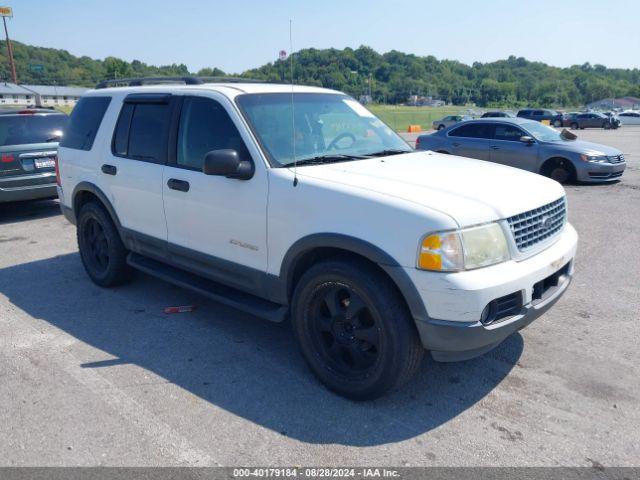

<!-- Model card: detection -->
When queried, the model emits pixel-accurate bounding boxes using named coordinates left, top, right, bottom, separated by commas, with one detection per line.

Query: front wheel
left=291, top=258, right=424, bottom=400
left=77, top=202, right=132, bottom=287
left=553, top=120, right=562, bottom=127
left=570, top=122, right=578, bottom=130
left=437, top=124, right=445, bottom=131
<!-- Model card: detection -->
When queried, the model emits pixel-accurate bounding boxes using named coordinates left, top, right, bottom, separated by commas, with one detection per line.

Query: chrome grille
left=507, top=197, right=566, bottom=251
left=607, top=154, right=624, bottom=164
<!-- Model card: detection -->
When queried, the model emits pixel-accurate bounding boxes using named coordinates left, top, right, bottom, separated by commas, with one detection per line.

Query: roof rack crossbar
left=95, top=76, right=266, bottom=89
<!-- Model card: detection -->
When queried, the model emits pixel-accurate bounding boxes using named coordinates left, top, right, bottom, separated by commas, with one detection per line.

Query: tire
left=570, top=122, right=578, bottom=130
left=542, top=159, right=575, bottom=184
left=437, top=124, right=445, bottom=131
left=77, top=201, right=132, bottom=287
left=603, top=122, right=611, bottom=130
left=553, top=120, right=562, bottom=127
left=291, top=258, right=424, bottom=400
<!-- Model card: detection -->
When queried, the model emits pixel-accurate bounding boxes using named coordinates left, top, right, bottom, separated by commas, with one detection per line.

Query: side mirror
left=202, top=149, right=253, bottom=180
left=519, top=135, right=535, bottom=144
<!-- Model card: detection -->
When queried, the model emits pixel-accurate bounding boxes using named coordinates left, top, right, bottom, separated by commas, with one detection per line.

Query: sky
left=7, top=0, right=640, bottom=73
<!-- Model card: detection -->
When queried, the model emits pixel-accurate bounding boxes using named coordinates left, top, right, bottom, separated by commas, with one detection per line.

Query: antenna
left=289, top=19, right=298, bottom=187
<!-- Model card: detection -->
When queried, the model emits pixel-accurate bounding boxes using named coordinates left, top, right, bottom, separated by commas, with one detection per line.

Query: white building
left=0, top=82, right=34, bottom=106
left=22, top=85, right=88, bottom=107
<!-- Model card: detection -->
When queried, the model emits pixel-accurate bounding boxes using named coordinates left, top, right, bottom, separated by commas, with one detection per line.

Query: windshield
left=0, top=114, right=68, bottom=146
left=236, top=93, right=411, bottom=167
left=522, top=121, right=563, bottom=142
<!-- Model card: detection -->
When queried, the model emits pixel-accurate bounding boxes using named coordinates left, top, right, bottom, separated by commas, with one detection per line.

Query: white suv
left=57, top=78, right=578, bottom=400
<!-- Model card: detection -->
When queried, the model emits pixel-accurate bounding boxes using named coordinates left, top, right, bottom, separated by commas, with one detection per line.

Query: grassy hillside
left=4, top=40, right=638, bottom=108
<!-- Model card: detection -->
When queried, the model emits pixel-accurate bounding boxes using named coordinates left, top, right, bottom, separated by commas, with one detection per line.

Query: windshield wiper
left=362, top=149, right=411, bottom=158
left=280, top=154, right=366, bottom=168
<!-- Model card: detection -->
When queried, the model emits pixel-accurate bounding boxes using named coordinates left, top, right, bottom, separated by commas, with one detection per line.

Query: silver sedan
left=416, top=118, right=625, bottom=183
left=431, top=115, right=473, bottom=131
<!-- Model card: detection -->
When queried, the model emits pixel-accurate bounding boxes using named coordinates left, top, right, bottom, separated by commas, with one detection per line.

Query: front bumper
left=0, top=172, right=57, bottom=203
left=575, top=161, right=626, bottom=182
left=402, top=224, right=578, bottom=361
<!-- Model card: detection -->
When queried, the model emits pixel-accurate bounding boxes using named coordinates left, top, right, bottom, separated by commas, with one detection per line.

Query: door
left=576, top=114, right=588, bottom=128
left=490, top=123, right=539, bottom=171
left=103, top=94, right=172, bottom=248
left=162, top=93, right=269, bottom=294
left=447, top=122, right=494, bottom=160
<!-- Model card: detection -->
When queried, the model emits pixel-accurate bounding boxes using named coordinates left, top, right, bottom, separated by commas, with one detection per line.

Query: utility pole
left=0, top=7, right=17, bottom=84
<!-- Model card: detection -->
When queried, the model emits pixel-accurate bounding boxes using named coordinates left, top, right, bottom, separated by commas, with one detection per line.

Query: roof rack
left=95, top=76, right=263, bottom=89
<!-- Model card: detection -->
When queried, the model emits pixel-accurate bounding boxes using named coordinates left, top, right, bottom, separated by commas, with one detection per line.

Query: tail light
left=1, top=153, right=14, bottom=163
left=415, top=136, right=420, bottom=148
left=54, top=154, right=61, bottom=186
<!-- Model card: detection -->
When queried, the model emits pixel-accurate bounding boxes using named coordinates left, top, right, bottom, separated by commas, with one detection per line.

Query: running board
left=127, top=252, right=288, bottom=323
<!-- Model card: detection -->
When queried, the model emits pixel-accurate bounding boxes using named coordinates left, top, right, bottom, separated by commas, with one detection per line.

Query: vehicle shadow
left=0, top=253, right=523, bottom=446
left=0, top=199, right=61, bottom=225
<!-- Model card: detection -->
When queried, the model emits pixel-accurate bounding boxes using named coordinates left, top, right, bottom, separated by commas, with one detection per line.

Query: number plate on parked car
left=34, top=158, right=55, bottom=169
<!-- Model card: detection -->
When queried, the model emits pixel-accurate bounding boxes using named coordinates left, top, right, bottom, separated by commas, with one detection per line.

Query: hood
left=295, top=151, right=565, bottom=227
left=550, top=139, right=622, bottom=156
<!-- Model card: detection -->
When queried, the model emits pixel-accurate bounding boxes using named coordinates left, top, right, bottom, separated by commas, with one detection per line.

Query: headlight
left=580, top=154, right=608, bottom=163
left=418, top=223, right=510, bottom=272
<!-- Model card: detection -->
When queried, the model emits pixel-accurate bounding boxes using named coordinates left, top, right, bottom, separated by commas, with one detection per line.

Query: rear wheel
left=553, top=119, right=562, bottom=127
left=603, top=122, right=611, bottom=130
left=77, top=202, right=131, bottom=287
left=570, top=122, right=578, bottom=130
left=291, top=258, right=424, bottom=400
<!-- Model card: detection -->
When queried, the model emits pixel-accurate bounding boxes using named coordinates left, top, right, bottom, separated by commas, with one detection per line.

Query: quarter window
left=60, top=96, right=111, bottom=151
left=176, top=97, right=249, bottom=170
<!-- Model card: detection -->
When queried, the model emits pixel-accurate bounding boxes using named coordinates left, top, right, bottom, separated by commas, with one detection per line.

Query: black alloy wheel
left=307, top=284, right=380, bottom=377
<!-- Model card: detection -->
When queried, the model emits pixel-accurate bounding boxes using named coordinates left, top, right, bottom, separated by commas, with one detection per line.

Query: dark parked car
left=481, top=111, right=515, bottom=118
left=558, top=112, right=580, bottom=128
left=0, top=109, right=68, bottom=203
left=517, top=108, right=563, bottom=126
left=570, top=112, right=619, bottom=130
left=415, top=118, right=625, bottom=183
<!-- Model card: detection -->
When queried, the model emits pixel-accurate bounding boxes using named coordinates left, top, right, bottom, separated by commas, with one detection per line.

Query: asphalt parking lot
left=1, top=127, right=639, bottom=467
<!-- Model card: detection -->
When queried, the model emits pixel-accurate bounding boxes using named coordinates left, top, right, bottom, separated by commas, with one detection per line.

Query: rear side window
left=60, top=96, right=110, bottom=150
left=532, top=110, right=544, bottom=116
left=448, top=123, right=494, bottom=139
left=112, top=100, right=171, bottom=163
left=0, top=114, right=68, bottom=146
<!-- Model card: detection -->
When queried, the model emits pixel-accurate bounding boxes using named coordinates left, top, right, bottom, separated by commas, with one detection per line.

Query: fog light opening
left=480, top=301, right=497, bottom=326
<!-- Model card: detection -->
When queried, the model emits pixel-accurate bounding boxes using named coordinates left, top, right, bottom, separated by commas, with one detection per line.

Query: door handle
left=101, top=164, right=117, bottom=175
left=167, top=178, right=190, bottom=192
left=490, top=145, right=500, bottom=150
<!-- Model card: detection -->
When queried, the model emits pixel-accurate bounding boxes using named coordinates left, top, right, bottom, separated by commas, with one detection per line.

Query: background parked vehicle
left=432, top=115, right=472, bottom=130
left=415, top=118, right=625, bottom=183
left=0, top=109, right=68, bottom=203
left=618, top=111, right=640, bottom=125
left=517, top=108, right=563, bottom=126
left=571, top=112, right=619, bottom=129
left=481, top=111, right=515, bottom=118
left=558, top=112, right=580, bottom=128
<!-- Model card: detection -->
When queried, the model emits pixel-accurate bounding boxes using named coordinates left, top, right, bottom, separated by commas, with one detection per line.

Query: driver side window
left=177, top=97, right=249, bottom=170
